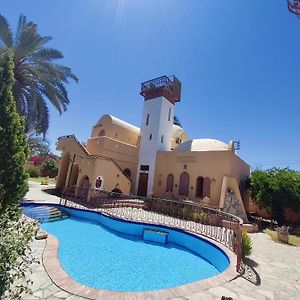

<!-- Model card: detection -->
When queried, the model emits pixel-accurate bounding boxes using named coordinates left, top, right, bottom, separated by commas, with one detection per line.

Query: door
left=137, top=173, right=148, bottom=196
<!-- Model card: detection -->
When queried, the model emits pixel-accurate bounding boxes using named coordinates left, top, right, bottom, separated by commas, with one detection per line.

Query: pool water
left=41, top=217, right=221, bottom=292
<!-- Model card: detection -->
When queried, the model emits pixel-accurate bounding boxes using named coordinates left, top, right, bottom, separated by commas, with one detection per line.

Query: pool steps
left=24, top=206, right=68, bottom=223
left=143, top=228, right=169, bottom=244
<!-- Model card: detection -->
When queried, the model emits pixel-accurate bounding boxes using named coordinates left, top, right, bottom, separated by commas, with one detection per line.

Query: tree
left=0, top=51, right=35, bottom=299
left=27, top=134, right=50, bottom=156
left=41, top=158, right=59, bottom=178
left=0, top=51, right=28, bottom=217
left=249, top=168, right=300, bottom=224
left=173, top=115, right=182, bottom=127
left=0, top=14, right=78, bottom=136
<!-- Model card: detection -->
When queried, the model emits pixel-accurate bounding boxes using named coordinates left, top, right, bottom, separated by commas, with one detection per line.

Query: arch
left=122, top=168, right=131, bottom=178
left=99, top=129, right=105, bottom=136
left=69, top=163, right=79, bottom=186
left=78, top=175, right=90, bottom=199
left=146, top=114, right=150, bottom=126
left=179, top=172, right=189, bottom=196
left=56, top=152, right=70, bottom=189
left=166, top=174, right=174, bottom=192
left=203, top=177, right=211, bottom=198
left=196, top=176, right=204, bottom=198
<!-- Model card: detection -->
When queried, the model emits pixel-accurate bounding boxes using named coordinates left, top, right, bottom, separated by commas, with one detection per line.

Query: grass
left=29, top=177, right=56, bottom=185
left=264, top=228, right=300, bottom=247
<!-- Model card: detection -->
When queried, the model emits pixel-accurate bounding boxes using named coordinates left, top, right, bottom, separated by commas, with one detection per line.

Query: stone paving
left=21, top=181, right=300, bottom=300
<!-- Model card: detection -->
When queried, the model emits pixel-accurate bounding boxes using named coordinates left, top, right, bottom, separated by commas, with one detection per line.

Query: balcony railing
left=60, top=186, right=243, bottom=273
left=140, top=75, right=181, bottom=102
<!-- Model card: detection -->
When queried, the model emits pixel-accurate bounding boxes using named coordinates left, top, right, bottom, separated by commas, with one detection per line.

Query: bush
left=249, top=168, right=300, bottom=225
left=41, top=158, right=58, bottom=178
left=26, top=167, right=40, bottom=178
left=242, top=230, right=253, bottom=258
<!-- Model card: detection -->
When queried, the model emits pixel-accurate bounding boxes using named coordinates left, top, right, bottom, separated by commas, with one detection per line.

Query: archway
left=69, top=163, right=79, bottom=186
left=203, top=177, right=211, bottom=198
left=179, top=172, right=189, bottom=197
left=195, top=176, right=204, bottom=198
left=56, top=152, right=70, bottom=189
left=166, top=174, right=174, bottom=192
left=79, top=175, right=90, bottom=199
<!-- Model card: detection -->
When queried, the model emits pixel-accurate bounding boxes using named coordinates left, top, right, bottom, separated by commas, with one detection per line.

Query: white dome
left=174, top=139, right=229, bottom=152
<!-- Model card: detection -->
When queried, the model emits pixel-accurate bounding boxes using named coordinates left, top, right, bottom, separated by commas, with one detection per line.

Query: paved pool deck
left=21, top=182, right=300, bottom=300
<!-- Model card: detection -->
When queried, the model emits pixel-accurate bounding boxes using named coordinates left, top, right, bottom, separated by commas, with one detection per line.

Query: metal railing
left=60, top=186, right=243, bottom=272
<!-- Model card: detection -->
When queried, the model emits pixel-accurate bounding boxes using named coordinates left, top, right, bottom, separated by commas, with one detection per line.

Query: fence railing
left=60, top=186, right=243, bottom=272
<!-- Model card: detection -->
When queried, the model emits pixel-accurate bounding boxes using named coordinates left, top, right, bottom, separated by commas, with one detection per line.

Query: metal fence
left=60, top=186, right=243, bottom=272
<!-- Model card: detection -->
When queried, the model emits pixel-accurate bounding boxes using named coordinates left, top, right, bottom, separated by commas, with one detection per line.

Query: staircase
left=23, top=205, right=68, bottom=223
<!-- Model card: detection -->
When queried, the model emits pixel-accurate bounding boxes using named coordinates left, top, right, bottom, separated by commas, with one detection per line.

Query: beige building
left=56, top=76, right=250, bottom=217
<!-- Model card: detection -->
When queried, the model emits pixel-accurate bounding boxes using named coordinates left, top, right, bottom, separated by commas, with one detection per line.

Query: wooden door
left=137, top=173, right=148, bottom=196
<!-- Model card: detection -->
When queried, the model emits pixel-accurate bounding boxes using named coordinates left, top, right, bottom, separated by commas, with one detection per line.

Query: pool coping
left=30, top=202, right=238, bottom=300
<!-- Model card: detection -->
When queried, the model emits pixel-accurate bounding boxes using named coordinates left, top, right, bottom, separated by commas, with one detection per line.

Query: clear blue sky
left=3, top=0, right=300, bottom=170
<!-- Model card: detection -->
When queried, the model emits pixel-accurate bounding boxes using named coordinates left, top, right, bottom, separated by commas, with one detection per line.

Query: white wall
left=136, top=96, right=175, bottom=195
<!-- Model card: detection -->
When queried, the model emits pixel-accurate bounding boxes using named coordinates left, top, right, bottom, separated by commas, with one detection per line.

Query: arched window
left=122, top=168, right=131, bottom=178
left=196, top=176, right=204, bottom=198
left=179, top=172, right=189, bottom=196
left=161, top=135, right=164, bottom=143
left=146, top=114, right=150, bottom=126
left=99, top=129, right=105, bottom=137
left=95, top=176, right=104, bottom=189
left=166, top=174, right=174, bottom=192
left=203, top=177, right=211, bottom=198
left=149, top=134, right=152, bottom=140
left=168, top=108, right=171, bottom=121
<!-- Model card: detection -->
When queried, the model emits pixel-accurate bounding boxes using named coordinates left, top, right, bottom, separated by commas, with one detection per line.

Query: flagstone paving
left=21, top=182, right=300, bottom=300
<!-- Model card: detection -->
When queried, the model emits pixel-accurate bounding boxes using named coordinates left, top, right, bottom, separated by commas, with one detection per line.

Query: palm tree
left=0, top=14, right=78, bottom=136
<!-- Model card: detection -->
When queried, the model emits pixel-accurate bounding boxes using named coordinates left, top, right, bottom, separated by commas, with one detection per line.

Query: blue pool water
left=24, top=204, right=229, bottom=292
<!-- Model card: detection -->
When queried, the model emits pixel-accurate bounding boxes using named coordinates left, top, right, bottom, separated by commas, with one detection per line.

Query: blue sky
left=3, top=0, right=300, bottom=170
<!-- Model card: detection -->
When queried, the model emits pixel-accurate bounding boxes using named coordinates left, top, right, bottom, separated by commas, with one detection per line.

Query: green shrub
left=41, top=158, right=58, bottom=178
left=242, top=230, right=253, bottom=258
left=26, top=167, right=40, bottom=178
left=249, top=168, right=300, bottom=224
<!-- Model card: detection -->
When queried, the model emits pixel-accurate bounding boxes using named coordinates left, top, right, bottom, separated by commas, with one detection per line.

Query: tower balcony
left=140, top=75, right=181, bottom=104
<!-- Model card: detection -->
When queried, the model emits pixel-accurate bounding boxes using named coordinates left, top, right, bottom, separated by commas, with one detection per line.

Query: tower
left=136, top=75, right=181, bottom=196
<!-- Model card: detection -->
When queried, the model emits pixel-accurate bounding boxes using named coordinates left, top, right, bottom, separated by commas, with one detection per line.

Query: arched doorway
left=166, top=174, right=174, bottom=193
left=195, top=176, right=204, bottom=198
left=179, top=172, right=189, bottom=197
left=69, top=163, right=79, bottom=186
left=203, top=177, right=211, bottom=198
left=79, top=175, right=90, bottom=199
left=56, top=152, right=70, bottom=189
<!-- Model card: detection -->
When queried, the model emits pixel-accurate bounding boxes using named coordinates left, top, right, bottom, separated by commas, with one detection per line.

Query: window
left=99, top=129, right=105, bottom=136
left=146, top=114, right=150, bottom=126
left=149, top=134, right=152, bottom=140
left=161, top=135, right=164, bottom=143
left=179, top=172, right=189, bottom=196
left=168, top=108, right=171, bottom=121
left=122, top=168, right=131, bottom=178
left=140, top=165, right=149, bottom=171
left=166, top=174, right=174, bottom=192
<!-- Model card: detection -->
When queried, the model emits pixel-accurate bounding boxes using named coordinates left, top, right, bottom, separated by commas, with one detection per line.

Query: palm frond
left=0, top=14, right=13, bottom=47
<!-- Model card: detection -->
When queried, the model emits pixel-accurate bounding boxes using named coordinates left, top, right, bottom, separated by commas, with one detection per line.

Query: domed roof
left=174, top=139, right=229, bottom=152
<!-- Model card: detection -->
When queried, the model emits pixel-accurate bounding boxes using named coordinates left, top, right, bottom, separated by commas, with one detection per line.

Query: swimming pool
left=23, top=204, right=230, bottom=292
